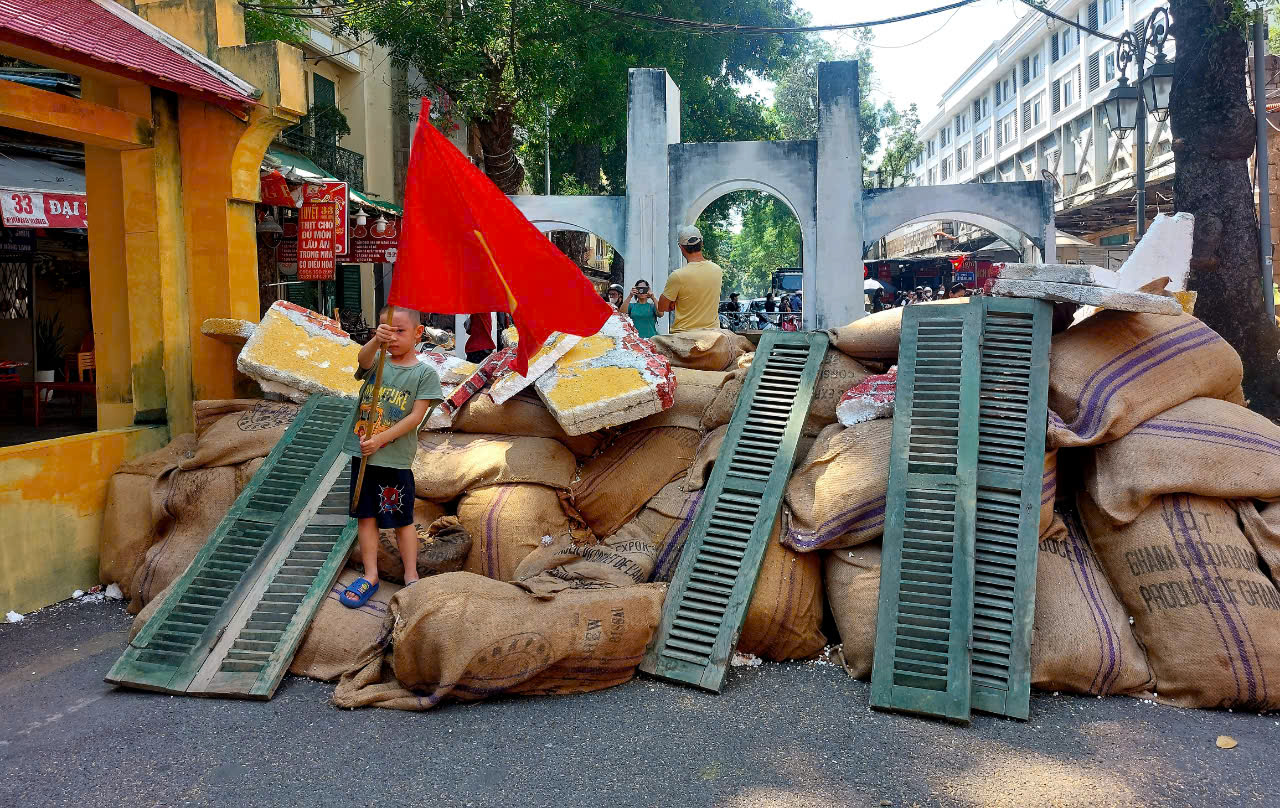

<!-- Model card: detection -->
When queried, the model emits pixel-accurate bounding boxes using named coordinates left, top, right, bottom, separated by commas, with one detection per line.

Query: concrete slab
left=534, top=313, right=676, bottom=436
left=837, top=366, right=897, bottom=426
left=417, top=351, right=477, bottom=387
left=200, top=317, right=256, bottom=346
left=1117, top=212, right=1194, bottom=292
left=235, top=302, right=363, bottom=402
left=991, top=279, right=1183, bottom=315
left=425, top=349, right=514, bottom=430
left=489, top=332, right=582, bottom=405
left=997, top=263, right=1120, bottom=287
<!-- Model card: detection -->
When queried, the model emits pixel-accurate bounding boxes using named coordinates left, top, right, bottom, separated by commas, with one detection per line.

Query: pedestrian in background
left=622, top=280, right=659, bottom=339
left=606, top=284, right=625, bottom=309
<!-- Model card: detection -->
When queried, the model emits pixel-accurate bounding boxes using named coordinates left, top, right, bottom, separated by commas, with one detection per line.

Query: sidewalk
left=1, top=600, right=1274, bottom=808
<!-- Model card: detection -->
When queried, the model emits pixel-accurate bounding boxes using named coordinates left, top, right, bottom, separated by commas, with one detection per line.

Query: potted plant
left=35, top=312, right=65, bottom=402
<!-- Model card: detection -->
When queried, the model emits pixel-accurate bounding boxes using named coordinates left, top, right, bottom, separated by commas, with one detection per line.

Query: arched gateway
left=509, top=64, right=1054, bottom=333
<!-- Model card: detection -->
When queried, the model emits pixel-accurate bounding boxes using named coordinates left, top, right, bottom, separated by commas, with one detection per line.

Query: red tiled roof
left=0, top=0, right=259, bottom=108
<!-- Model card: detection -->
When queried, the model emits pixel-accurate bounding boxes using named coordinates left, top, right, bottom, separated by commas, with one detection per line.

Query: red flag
left=389, top=98, right=613, bottom=376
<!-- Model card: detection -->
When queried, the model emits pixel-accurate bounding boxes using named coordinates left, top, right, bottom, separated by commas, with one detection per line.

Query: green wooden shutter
left=871, top=301, right=982, bottom=723
left=339, top=264, right=361, bottom=317
left=969, top=297, right=1051, bottom=719
left=106, top=396, right=358, bottom=700
left=641, top=331, right=828, bottom=692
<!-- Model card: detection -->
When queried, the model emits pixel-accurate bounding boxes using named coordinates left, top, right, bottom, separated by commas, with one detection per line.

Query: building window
left=975, top=131, right=989, bottom=160
left=928, top=167, right=937, bottom=185
left=941, top=127, right=952, bottom=147
left=1100, top=233, right=1130, bottom=246
left=973, top=99, right=983, bottom=122
left=1063, top=75, right=1075, bottom=107
left=997, top=112, right=1016, bottom=148
left=1105, top=52, right=1116, bottom=82
left=1032, top=94, right=1043, bottom=126
left=955, top=113, right=968, bottom=136
left=956, top=146, right=969, bottom=171
left=941, top=157, right=951, bottom=181
left=1032, top=53, right=1042, bottom=79
left=927, top=139, right=936, bottom=158
left=1062, top=26, right=1077, bottom=56
left=1103, top=0, right=1117, bottom=24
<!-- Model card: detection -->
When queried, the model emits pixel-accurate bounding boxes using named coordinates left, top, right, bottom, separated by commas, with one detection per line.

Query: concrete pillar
left=815, top=61, right=862, bottom=329
left=624, top=68, right=679, bottom=335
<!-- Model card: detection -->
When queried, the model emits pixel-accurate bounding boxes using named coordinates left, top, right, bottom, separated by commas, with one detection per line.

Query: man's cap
left=729, top=292, right=739, bottom=298
left=677, top=225, right=703, bottom=246
left=609, top=284, right=624, bottom=293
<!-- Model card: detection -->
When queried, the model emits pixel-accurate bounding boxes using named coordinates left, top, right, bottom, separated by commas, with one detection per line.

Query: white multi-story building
left=907, top=0, right=1174, bottom=253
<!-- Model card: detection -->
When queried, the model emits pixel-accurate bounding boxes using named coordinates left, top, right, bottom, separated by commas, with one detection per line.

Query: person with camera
left=621, top=279, right=659, bottom=339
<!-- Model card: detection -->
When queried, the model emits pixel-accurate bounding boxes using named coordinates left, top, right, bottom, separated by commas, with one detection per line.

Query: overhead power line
left=1017, top=0, right=1123, bottom=43
left=556, top=0, right=980, bottom=34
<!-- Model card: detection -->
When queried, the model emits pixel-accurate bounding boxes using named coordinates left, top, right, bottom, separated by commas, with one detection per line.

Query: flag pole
left=350, top=303, right=394, bottom=510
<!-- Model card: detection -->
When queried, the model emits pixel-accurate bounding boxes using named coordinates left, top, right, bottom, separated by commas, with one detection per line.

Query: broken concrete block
left=488, top=332, right=582, bottom=405
left=1116, top=212, right=1194, bottom=292
left=991, top=279, right=1183, bottom=315
left=534, top=313, right=676, bottom=436
left=425, top=349, right=514, bottom=430
left=837, top=367, right=897, bottom=427
left=417, top=351, right=477, bottom=387
left=997, top=263, right=1120, bottom=287
left=201, top=317, right=256, bottom=346
left=236, top=301, right=363, bottom=402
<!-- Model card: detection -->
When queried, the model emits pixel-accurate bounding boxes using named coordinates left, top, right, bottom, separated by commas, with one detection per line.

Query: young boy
left=340, top=306, right=442, bottom=608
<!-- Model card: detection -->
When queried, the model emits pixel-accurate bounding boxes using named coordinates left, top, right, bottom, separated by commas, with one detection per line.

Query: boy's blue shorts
left=349, top=457, right=415, bottom=529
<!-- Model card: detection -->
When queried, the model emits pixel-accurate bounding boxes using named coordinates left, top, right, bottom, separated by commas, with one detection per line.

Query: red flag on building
left=389, top=98, right=613, bottom=376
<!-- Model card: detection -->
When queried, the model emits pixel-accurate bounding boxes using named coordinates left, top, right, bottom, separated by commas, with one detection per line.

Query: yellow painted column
left=153, top=92, right=195, bottom=435
left=117, top=83, right=169, bottom=422
left=82, top=78, right=135, bottom=429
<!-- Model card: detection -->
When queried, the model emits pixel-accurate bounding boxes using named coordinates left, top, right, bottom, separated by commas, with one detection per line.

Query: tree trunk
left=1169, top=0, right=1280, bottom=417
left=550, top=230, right=590, bottom=266
left=472, top=101, right=525, bottom=194
left=570, top=143, right=605, bottom=194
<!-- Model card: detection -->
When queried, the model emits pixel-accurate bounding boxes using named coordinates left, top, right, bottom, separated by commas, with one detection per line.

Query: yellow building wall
left=0, top=426, right=169, bottom=615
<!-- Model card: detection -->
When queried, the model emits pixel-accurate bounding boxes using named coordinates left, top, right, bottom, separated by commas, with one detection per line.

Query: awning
left=265, top=147, right=402, bottom=216
left=0, top=154, right=87, bottom=228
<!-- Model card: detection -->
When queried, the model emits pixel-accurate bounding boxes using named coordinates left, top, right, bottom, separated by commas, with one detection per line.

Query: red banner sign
left=1, top=189, right=88, bottom=228
left=297, top=201, right=336, bottom=281
left=259, top=170, right=297, bottom=208
left=301, top=181, right=348, bottom=256
left=350, top=214, right=400, bottom=263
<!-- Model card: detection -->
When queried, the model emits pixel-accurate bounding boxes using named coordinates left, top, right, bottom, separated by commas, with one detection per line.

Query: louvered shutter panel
left=1051, top=35, right=1059, bottom=63
left=1020, top=57, right=1030, bottom=86
left=969, top=297, right=1052, bottom=719
left=1052, top=79, right=1061, bottom=114
left=107, top=396, right=358, bottom=699
left=641, top=331, right=828, bottom=692
left=871, top=302, right=981, bottom=723
left=1022, top=101, right=1031, bottom=132
left=339, top=264, right=361, bottom=318
left=1088, top=1, right=1098, bottom=30
left=1088, top=52, right=1100, bottom=91
left=973, top=99, right=982, bottom=122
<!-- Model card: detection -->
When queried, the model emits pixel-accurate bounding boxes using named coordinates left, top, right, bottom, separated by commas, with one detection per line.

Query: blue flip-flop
left=340, top=577, right=379, bottom=608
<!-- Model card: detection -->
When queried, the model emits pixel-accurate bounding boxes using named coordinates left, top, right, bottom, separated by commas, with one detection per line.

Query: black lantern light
left=1101, top=76, right=1141, bottom=137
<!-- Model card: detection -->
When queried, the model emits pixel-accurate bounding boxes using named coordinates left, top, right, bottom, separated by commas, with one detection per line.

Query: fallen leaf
left=1216, top=735, right=1238, bottom=749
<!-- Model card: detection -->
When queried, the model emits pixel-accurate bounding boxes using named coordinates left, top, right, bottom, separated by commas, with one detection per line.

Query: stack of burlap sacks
left=816, top=304, right=1280, bottom=711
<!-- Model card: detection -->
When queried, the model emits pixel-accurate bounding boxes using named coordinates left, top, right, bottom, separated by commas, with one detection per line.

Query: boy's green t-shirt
left=343, top=359, right=443, bottom=469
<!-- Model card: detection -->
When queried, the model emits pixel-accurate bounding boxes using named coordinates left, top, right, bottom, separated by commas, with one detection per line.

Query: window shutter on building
left=1087, top=1, right=1099, bottom=30
left=339, top=264, right=361, bottom=318
left=1051, top=35, right=1059, bottom=63
left=974, top=99, right=982, bottom=121
left=1052, top=79, right=1061, bottom=114
left=1021, top=100, right=1031, bottom=131
left=1088, top=52, right=1100, bottom=91
left=1021, top=57, right=1030, bottom=86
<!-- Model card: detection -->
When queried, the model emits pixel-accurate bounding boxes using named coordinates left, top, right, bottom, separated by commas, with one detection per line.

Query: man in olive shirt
left=658, top=225, right=723, bottom=332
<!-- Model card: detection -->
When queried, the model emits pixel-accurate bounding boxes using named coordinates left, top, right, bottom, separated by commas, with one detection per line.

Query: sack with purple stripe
left=1031, top=513, right=1154, bottom=697
left=570, top=426, right=701, bottom=539
left=629, top=480, right=704, bottom=583
left=1047, top=311, right=1242, bottom=449
left=1039, top=450, right=1057, bottom=537
left=1080, top=492, right=1280, bottom=710
left=1086, top=398, right=1280, bottom=525
left=782, top=421, right=893, bottom=552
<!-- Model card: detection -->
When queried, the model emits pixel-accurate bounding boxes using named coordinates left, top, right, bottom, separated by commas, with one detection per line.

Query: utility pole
left=545, top=103, right=551, bottom=195
left=1254, top=7, right=1275, bottom=317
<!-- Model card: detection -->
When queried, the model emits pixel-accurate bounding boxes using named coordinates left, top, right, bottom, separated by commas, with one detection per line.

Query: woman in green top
left=622, top=280, right=659, bottom=339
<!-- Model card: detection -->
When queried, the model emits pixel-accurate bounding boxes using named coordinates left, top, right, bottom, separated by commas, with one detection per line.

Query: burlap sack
left=332, top=573, right=666, bottom=710
left=233, top=456, right=265, bottom=496
left=633, top=368, right=728, bottom=432
left=571, top=426, right=701, bottom=538
left=456, top=483, right=592, bottom=581
left=1031, top=513, right=1154, bottom=696
left=632, top=480, right=704, bottom=582
left=413, top=432, right=578, bottom=502
left=513, top=527, right=657, bottom=596
left=1047, top=311, right=1242, bottom=448
left=128, top=466, right=238, bottom=612
left=351, top=507, right=471, bottom=585
left=700, top=367, right=745, bottom=431
left=128, top=580, right=173, bottom=641
left=738, top=515, right=826, bottom=661
left=1236, top=499, right=1280, bottom=582
left=804, top=352, right=872, bottom=434
left=736, top=351, right=754, bottom=370
left=1086, top=397, right=1280, bottom=526
left=684, top=425, right=728, bottom=492
left=1080, top=492, right=1280, bottom=710
left=184, top=399, right=301, bottom=469
left=1040, top=449, right=1057, bottom=537
left=447, top=390, right=603, bottom=457
left=100, top=434, right=198, bottom=595
left=782, top=421, right=893, bottom=552
left=290, top=569, right=402, bottom=682
left=827, top=298, right=966, bottom=360
left=823, top=544, right=882, bottom=679
left=651, top=328, right=752, bottom=371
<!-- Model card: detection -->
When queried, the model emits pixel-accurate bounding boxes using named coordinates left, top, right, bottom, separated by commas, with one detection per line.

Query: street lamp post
left=1101, top=6, right=1174, bottom=240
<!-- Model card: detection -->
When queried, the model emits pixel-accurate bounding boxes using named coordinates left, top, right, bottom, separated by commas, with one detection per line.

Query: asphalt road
left=2, top=598, right=1276, bottom=808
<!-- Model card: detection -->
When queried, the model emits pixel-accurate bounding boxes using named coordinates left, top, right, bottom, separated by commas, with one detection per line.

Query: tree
left=243, top=0, right=308, bottom=46
left=871, top=102, right=923, bottom=188
left=337, top=0, right=806, bottom=194
left=1170, top=0, right=1280, bottom=416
